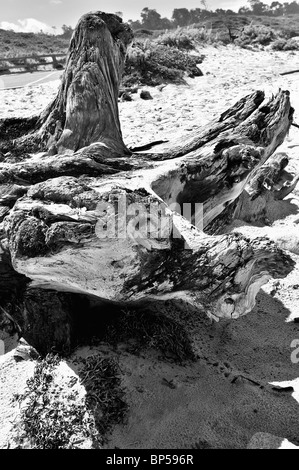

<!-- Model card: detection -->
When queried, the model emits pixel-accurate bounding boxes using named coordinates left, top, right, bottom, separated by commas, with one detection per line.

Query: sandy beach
left=0, top=44, right=299, bottom=449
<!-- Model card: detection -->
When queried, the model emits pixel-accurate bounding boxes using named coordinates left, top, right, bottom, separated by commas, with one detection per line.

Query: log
left=280, top=69, right=299, bottom=76
left=0, top=11, right=296, bottom=353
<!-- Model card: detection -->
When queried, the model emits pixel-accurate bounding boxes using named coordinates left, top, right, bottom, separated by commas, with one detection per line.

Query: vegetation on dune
left=12, top=353, right=128, bottom=448
left=235, top=23, right=277, bottom=46
left=123, top=40, right=204, bottom=86
left=155, top=27, right=219, bottom=49
left=12, top=354, right=87, bottom=449
left=1, top=1, right=299, bottom=59
left=0, top=29, right=69, bottom=58
left=1, top=2, right=299, bottom=81
left=271, top=37, right=299, bottom=50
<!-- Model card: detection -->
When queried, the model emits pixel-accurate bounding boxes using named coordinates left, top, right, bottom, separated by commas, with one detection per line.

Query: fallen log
left=280, top=69, right=299, bottom=76
left=0, top=11, right=296, bottom=353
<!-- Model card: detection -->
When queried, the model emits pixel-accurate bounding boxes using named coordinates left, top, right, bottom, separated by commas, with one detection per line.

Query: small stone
left=140, top=90, right=153, bottom=100
left=121, top=92, right=132, bottom=102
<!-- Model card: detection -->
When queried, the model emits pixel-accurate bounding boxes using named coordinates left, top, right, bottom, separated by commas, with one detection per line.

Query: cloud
left=0, top=18, right=58, bottom=34
left=50, top=0, right=62, bottom=4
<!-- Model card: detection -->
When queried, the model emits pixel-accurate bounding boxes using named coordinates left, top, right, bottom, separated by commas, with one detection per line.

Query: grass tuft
left=104, top=309, right=195, bottom=363
left=79, top=355, right=128, bottom=445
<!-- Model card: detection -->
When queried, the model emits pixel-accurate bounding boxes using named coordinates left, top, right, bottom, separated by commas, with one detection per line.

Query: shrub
left=271, top=38, right=299, bottom=50
left=235, top=23, right=278, bottom=47
left=12, top=353, right=128, bottom=448
left=123, top=40, right=204, bottom=86
left=271, top=38, right=286, bottom=50
left=195, top=27, right=214, bottom=42
left=0, top=61, right=10, bottom=73
left=13, top=354, right=90, bottom=449
left=24, top=60, right=39, bottom=72
left=156, top=28, right=196, bottom=50
left=155, top=26, right=224, bottom=49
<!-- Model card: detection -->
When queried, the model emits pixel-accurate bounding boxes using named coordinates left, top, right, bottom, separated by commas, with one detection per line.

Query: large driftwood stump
left=0, top=12, right=296, bottom=353
left=0, top=12, right=133, bottom=156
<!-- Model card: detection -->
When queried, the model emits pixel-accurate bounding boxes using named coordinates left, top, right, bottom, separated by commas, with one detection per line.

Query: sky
left=0, top=0, right=275, bottom=33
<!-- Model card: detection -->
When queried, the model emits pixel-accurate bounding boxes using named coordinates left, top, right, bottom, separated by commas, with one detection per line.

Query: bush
left=123, top=40, right=204, bottom=86
left=235, top=23, right=278, bottom=47
left=156, top=28, right=196, bottom=50
left=155, top=26, right=224, bottom=49
left=0, top=61, right=10, bottom=74
left=12, top=353, right=128, bottom=448
left=13, top=354, right=90, bottom=449
left=271, top=38, right=299, bottom=50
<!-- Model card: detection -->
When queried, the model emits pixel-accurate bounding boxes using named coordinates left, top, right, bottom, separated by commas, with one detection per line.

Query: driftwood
left=232, top=152, right=299, bottom=223
left=280, top=69, right=299, bottom=76
left=0, top=12, right=296, bottom=353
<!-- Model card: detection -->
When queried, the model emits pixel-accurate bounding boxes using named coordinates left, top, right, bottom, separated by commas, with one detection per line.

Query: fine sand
left=0, top=44, right=299, bottom=449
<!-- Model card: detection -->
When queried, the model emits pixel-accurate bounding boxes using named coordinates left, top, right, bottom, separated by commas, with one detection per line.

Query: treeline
left=24, top=0, right=299, bottom=37
left=124, top=1, right=299, bottom=30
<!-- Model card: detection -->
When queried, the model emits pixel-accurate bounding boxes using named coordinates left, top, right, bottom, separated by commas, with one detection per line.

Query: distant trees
left=284, top=0, right=299, bottom=13
left=238, top=0, right=299, bottom=15
left=248, top=0, right=268, bottom=15
left=191, top=8, right=208, bottom=22
left=140, top=7, right=161, bottom=28
left=172, top=8, right=191, bottom=27
left=171, top=7, right=218, bottom=27
left=128, top=8, right=172, bottom=30
left=61, top=24, right=73, bottom=38
left=270, top=2, right=284, bottom=15
left=140, top=8, right=172, bottom=29
left=126, top=2, right=299, bottom=31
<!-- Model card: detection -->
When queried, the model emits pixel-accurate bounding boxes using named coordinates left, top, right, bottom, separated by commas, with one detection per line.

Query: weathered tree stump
left=0, top=12, right=296, bottom=353
left=0, top=12, right=133, bottom=156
